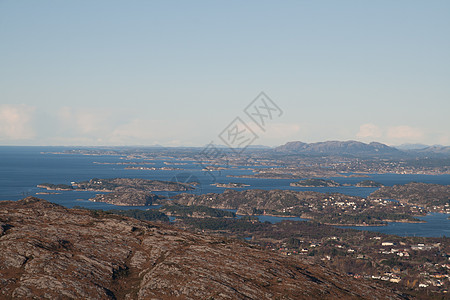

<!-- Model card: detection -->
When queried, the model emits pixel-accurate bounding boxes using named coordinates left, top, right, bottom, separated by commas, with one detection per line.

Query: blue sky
left=1, top=1, right=449, bottom=146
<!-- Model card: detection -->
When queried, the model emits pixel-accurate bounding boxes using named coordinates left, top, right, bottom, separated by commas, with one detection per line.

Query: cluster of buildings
left=269, top=236, right=449, bottom=292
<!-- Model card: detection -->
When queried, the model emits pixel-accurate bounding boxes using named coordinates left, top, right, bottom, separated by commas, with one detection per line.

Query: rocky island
left=89, top=190, right=166, bottom=206
left=369, top=182, right=450, bottom=212
left=38, top=178, right=195, bottom=193
left=38, top=178, right=195, bottom=206
left=290, top=179, right=384, bottom=188
left=290, top=178, right=341, bottom=187
left=37, top=183, right=74, bottom=191
left=172, top=189, right=425, bottom=225
left=355, top=180, right=384, bottom=187
left=211, top=182, right=250, bottom=188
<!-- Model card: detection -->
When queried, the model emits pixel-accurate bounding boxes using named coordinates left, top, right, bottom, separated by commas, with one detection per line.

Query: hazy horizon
left=1, top=1, right=449, bottom=147
left=0, top=140, right=447, bottom=149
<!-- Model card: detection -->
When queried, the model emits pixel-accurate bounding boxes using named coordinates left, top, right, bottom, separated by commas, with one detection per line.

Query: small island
left=37, top=183, right=74, bottom=191
left=38, top=178, right=194, bottom=193
left=125, top=166, right=182, bottom=171
left=35, top=192, right=61, bottom=195
left=90, top=190, right=166, bottom=206
left=354, top=180, right=384, bottom=187
left=202, top=166, right=227, bottom=171
left=290, top=179, right=384, bottom=188
left=211, top=182, right=250, bottom=188
left=38, top=178, right=195, bottom=206
left=290, top=178, right=341, bottom=187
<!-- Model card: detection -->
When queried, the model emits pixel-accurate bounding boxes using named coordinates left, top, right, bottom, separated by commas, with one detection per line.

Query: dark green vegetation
left=108, top=209, right=170, bottom=222
left=312, top=212, right=420, bottom=225
left=160, top=204, right=236, bottom=218
left=76, top=204, right=237, bottom=221
left=73, top=206, right=170, bottom=222
left=180, top=217, right=268, bottom=232
left=175, top=217, right=450, bottom=298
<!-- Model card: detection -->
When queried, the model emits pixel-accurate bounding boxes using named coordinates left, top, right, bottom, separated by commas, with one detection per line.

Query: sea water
left=1, top=146, right=449, bottom=236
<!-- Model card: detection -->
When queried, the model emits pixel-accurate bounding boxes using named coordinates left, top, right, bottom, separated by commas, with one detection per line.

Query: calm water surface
left=1, top=146, right=449, bottom=236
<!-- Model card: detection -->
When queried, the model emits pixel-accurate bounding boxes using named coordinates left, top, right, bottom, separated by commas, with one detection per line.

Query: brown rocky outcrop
left=0, top=197, right=401, bottom=299
left=369, top=182, right=449, bottom=205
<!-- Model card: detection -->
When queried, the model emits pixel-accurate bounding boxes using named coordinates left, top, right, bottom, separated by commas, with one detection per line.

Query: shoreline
left=233, top=212, right=427, bottom=227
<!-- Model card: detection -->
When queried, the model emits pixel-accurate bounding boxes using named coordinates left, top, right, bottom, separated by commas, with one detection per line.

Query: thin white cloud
left=57, top=107, right=112, bottom=136
left=264, top=122, right=302, bottom=138
left=356, top=123, right=382, bottom=139
left=261, top=122, right=303, bottom=145
left=355, top=123, right=430, bottom=145
left=438, top=134, right=450, bottom=146
left=52, top=107, right=198, bottom=146
left=109, top=119, right=185, bottom=145
left=0, top=104, right=36, bottom=140
left=387, top=125, right=424, bottom=140
left=238, top=121, right=303, bottom=146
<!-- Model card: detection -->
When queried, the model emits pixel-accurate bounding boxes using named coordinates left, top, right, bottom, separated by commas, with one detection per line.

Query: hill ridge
left=0, top=197, right=400, bottom=299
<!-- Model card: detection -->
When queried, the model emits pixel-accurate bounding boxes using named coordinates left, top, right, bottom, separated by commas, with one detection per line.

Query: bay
left=1, top=146, right=449, bottom=237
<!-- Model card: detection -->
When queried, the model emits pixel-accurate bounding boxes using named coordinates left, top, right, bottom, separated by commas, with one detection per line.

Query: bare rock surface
left=0, top=197, right=402, bottom=299
left=90, top=189, right=165, bottom=206
left=369, top=182, right=449, bottom=205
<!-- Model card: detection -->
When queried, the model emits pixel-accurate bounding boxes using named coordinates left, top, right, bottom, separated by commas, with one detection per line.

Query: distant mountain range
left=274, top=140, right=400, bottom=156
left=394, top=143, right=450, bottom=154
left=274, top=140, right=450, bottom=157
left=394, top=143, right=430, bottom=150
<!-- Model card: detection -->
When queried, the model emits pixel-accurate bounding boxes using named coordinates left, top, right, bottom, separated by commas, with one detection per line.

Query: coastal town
left=174, top=216, right=450, bottom=298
